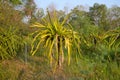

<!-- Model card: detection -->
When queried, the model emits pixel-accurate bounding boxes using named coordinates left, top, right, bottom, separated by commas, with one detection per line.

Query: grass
left=0, top=54, right=120, bottom=80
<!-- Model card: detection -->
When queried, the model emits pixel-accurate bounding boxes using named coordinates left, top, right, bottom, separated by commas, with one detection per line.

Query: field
left=0, top=0, right=120, bottom=80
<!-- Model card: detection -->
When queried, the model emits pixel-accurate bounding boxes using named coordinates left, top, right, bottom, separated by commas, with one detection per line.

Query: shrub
left=0, top=27, right=24, bottom=60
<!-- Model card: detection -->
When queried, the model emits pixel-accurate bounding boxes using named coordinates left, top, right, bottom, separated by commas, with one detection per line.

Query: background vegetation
left=0, top=0, right=120, bottom=80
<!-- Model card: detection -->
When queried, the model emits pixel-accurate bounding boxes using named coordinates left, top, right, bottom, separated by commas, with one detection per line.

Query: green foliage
left=89, top=3, right=108, bottom=30
left=0, top=27, right=24, bottom=60
left=0, top=1, right=24, bottom=28
left=0, top=1, right=120, bottom=80
left=0, top=0, right=22, bottom=5
left=81, top=26, right=120, bottom=66
left=9, top=0, right=22, bottom=5
left=69, top=6, right=91, bottom=31
left=107, top=6, right=120, bottom=29
left=0, top=55, right=119, bottom=80
left=30, top=11, right=81, bottom=67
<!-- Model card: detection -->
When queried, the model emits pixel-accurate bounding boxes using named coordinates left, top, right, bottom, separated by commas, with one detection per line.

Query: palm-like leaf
left=31, top=11, right=81, bottom=67
left=0, top=27, right=24, bottom=60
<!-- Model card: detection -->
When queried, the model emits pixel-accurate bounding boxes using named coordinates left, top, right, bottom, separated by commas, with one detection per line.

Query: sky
left=34, top=0, right=120, bottom=11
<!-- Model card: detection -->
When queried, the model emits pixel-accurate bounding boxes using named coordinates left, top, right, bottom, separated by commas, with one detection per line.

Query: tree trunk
left=57, top=36, right=64, bottom=68
left=58, top=49, right=62, bottom=68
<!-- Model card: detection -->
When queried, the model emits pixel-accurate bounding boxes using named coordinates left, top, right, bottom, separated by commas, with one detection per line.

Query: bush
left=0, top=27, right=24, bottom=60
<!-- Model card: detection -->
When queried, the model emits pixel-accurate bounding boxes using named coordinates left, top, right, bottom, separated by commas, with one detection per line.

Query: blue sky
left=34, top=0, right=120, bottom=10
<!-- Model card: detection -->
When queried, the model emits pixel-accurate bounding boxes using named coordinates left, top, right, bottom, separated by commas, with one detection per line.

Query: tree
left=47, top=2, right=56, bottom=17
left=0, top=0, right=22, bottom=5
left=68, top=5, right=92, bottom=34
left=34, top=8, right=44, bottom=21
left=22, top=0, right=37, bottom=24
left=30, top=11, right=81, bottom=68
left=0, top=0, right=29, bottom=60
left=107, top=6, right=120, bottom=29
left=0, top=1, right=23, bottom=28
left=89, top=3, right=108, bottom=30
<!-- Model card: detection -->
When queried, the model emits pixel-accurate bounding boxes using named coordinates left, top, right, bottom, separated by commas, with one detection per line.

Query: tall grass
left=0, top=54, right=119, bottom=80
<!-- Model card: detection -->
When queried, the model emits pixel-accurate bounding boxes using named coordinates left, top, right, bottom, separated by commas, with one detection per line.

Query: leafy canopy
left=30, top=11, right=81, bottom=65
